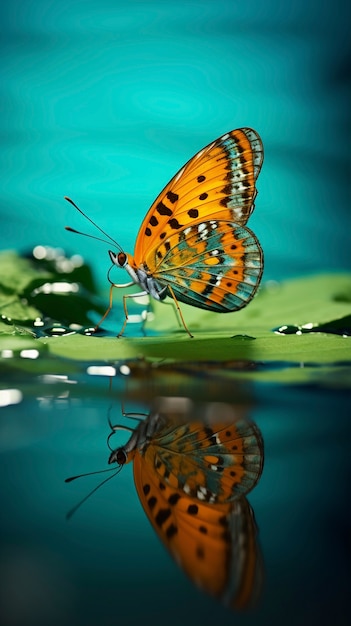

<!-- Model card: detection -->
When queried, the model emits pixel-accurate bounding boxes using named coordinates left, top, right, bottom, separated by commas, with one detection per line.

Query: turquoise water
left=1, top=2, right=351, bottom=625
left=0, top=369, right=350, bottom=625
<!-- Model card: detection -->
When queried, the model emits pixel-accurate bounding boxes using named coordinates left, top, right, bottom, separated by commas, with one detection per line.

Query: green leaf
left=0, top=249, right=104, bottom=328
left=0, top=250, right=53, bottom=294
left=147, top=273, right=351, bottom=333
left=38, top=273, right=351, bottom=365
left=1, top=250, right=350, bottom=382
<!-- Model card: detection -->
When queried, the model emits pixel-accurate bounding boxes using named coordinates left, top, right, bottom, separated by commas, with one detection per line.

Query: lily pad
left=39, top=273, right=351, bottom=364
left=0, top=250, right=350, bottom=372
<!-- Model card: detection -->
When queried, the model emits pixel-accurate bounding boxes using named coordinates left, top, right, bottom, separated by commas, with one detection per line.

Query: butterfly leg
left=107, top=410, right=148, bottom=450
left=167, top=285, right=193, bottom=338
left=140, top=300, right=152, bottom=337
left=121, top=411, right=148, bottom=421
left=118, top=290, right=149, bottom=337
left=93, top=281, right=135, bottom=332
left=139, top=296, right=180, bottom=336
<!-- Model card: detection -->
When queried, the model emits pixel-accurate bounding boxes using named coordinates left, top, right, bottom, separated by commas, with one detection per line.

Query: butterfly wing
left=133, top=454, right=262, bottom=608
left=134, top=128, right=263, bottom=266
left=143, top=417, right=264, bottom=503
left=149, top=219, right=263, bottom=312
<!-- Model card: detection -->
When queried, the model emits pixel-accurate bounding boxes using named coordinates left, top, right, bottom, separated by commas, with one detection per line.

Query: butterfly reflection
left=109, top=397, right=264, bottom=609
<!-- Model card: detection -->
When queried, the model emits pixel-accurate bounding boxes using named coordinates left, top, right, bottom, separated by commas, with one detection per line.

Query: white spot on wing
left=197, top=490, right=206, bottom=501
left=198, top=223, right=209, bottom=241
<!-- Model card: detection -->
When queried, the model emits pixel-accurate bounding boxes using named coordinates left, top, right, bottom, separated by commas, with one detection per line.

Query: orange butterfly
left=109, top=397, right=264, bottom=608
left=66, top=127, right=264, bottom=336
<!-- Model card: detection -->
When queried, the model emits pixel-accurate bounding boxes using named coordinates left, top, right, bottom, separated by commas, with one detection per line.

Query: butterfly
left=109, top=397, right=264, bottom=608
left=66, top=127, right=264, bottom=336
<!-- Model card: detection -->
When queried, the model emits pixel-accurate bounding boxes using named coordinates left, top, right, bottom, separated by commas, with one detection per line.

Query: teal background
left=1, top=0, right=350, bottom=285
left=1, top=2, right=351, bottom=626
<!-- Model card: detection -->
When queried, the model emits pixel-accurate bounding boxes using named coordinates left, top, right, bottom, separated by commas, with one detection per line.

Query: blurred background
left=1, top=0, right=350, bottom=287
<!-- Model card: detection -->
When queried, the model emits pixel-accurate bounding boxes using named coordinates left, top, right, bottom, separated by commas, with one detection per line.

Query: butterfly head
left=109, top=250, right=128, bottom=268
left=108, top=446, right=135, bottom=466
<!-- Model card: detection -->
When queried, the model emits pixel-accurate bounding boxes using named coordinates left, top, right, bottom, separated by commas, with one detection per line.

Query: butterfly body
left=109, top=399, right=264, bottom=607
left=108, top=251, right=168, bottom=303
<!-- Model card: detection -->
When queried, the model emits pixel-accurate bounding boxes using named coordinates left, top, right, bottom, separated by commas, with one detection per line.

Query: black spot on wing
left=166, top=523, right=178, bottom=539
left=188, top=208, right=199, bottom=218
left=166, top=191, right=179, bottom=203
left=221, top=530, right=232, bottom=543
left=221, top=184, right=232, bottom=195
left=168, top=492, right=181, bottom=505
left=148, top=496, right=157, bottom=510
left=201, top=276, right=217, bottom=297
left=196, top=546, right=205, bottom=559
left=155, top=508, right=171, bottom=527
left=187, top=504, right=199, bottom=515
left=168, top=218, right=183, bottom=230
left=157, top=202, right=173, bottom=216
left=204, top=427, right=217, bottom=446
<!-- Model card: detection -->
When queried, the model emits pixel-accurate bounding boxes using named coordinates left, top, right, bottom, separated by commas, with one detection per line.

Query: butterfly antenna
left=64, top=196, right=123, bottom=252
left=65, top=466, right=122, bottom=520
left=65, top=467, right=117, bottom=483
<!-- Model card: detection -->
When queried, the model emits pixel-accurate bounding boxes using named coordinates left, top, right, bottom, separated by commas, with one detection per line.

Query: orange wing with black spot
left=133, top=128, right=263, bottom=265
left=133, top=455, right=263, bottom=609
left=132, top=416, right=264, bottom=608
left=131, top=128, right=264, bottom=313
